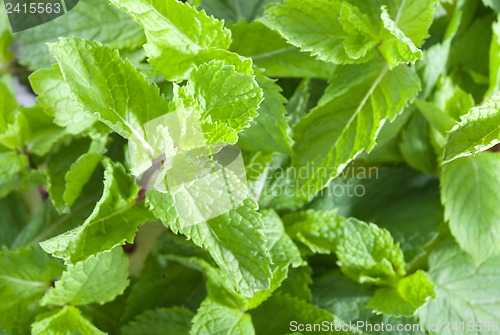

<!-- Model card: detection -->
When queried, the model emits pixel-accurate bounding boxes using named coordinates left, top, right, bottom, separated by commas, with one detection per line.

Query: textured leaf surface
left=0, top=247, right=64, bottom=332
left=49, top=37, right=169, bottom=154
left=29, top=66, right=95, bottom=135
left=292, top=61, right=420, bottom=195
left=229, top=20, right=337, bottom=79
left=111, top=0, right=231, bottom=81
left=238, top=71, right=292, bottom=153
left=336, top=218, right=406, bottom=286
left=312, top=271, right=427, bottom=335
left=190, top=298, right=255, bottom=335
left=283, top=210, right=343, bottom=255
left=200, top=0, right=278, bottom=22
left=183, top=60, right=263, bottom=144
left=41, top=247, right=129, bottom=306
left=418, top=241, right=500, bottom=335
left=15, top=0, right=145, bottom=70
left=368, top=270, right=435, bottom=317
left=251, top=294, right=349, bottom=335
left=122, top=307, right=193, bottom=335
left=31, top=306, right=106, bottom=335
left=170, top=199, right=272, bottom=297
left=40, top=161, right=153, bottom=264
left=259, top=0, right=378, bottom=64
left=441, top=152, right=500, bottom=264
left=443, top=93, right=500, bottom=162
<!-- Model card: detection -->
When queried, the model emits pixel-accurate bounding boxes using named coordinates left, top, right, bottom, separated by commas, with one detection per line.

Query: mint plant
left=1, top=0, right=500, bottom=334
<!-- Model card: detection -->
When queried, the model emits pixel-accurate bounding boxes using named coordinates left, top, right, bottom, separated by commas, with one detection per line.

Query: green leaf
left=443, top=92, right=500, bottom=162
left=309, top=166, right=443, bottom=264
left=259, top=0, right=378, bottom=64
left=41, top=247, right=129, bottom=306
left=248, top=209, right=302, bottom=308
left=122, top=307, right=194, bottom=335
left=336, top=218, right=406, bottom=286
left=0, top=193, right=30, bottom=248
left=399, top=111, right=437, bottom=174
left=48, top=37, right=169, bottom=156
left=0, top=151, right=28, bottom=180
left=165, top=199, right=273, bottom=297
left=384, top=0, right=437, bottom=48
left=484, top=0, right=500, bottom=12
left=292, top=61, right=420, bottom=196
left=111, top=0, right=231, bottom=81
left=312, top=270, right=427, bottom=335
left=182, top=59, right=263, bottom=145
left=238, top=71, right=293, bottom=153
left=0, top=247, right=64, bottom=332
left=31, top=306, right=106, bottom=335
left=441, top=152, right=500, bottom=264
left=229, top=20, right=337, bottom=79
left=379, top=6, right=422, bottom=68
left=418, top=240, right=500, bottom=335
left=283, top=210, right=343, bottom=255
left=486, top=19, right=500, bottom=97
left=45, top=137, right=94, bottom=214
left=200, top=0, right=278, bottom=22
left=166, top=255, right=247, bottom=310
left=251, top=294, right=349, bottom=335
left=368, top=270, right=435, bottom=317
left=123, top=247, right=205, bottom=321
left=0, top=5, right=13, bottom=65
left=14, top=0, right=145, bottom=70
left=29, top=66, right=95, bottom=135
left=63, top=152, right=102, bottom=208
left=40, top=161, right=153, bottom=264
left=190, top=298, right=255, bottom=335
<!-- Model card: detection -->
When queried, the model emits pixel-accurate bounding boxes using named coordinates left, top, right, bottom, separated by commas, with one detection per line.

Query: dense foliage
left=1, top=0, right=500, bottom=334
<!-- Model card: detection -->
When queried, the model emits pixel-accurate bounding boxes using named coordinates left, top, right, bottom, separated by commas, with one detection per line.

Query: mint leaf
left=31, top=306, right=106, bottom=335
left=63, top=152, right=102, bottom=208
left=123, top=256, right=205, bottom=322
left=251, top=294, right=349, bottom=335
left=238, top=71, right=293, bottom=154
left=45, top=137, right=94, bottom=214
left=336, top=218, right=406, bottom=286
left=0, top=151, right=28, bottom=180
left=443, top=92, right=500, bottom=162
left=182, top=59, right=263, bottom=145
left=379, top=6, right=422, bottom=68
left=418, top=240, right=500, bottom=335
left=312, top=270, right=427, bottom=335
left=40, top=161, right=153, bottom=264
left=29, top=66, right=95, bottom=135
left=368, top=270, right=435, bottom=317
left=190, top=298, right=255, bottom=335
left=122, top=307, right=194, bottom=335
left=283, top=209, right=343, bottom=255
left=248, top=209, right=302, bottom=308
left=111, top=0, right=231, bottom=81
left=41, top=247, right=129, bottom=306
left=15, top=0, right=145, bottom=70
left=378, top=0, right=437, bottom=67
left=292, top=61, right=420, bottom=195
left=200, top=0, right=278, bottom=22
left=229, top=20, right=337, bottom=79
left=259, top=0, right=378, bottom=64
left=441, top=152, right=500, bottom=264
left=0, top=193, right=29, bottom=248
left=48, top=37, right=169, bottom=156
left=0, top=247, right=64, bottom=332
left=168, top=199, right=273, bottom=297
left=310, top=166, right=442, bottom=264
